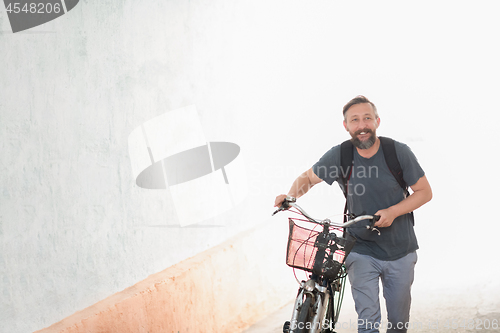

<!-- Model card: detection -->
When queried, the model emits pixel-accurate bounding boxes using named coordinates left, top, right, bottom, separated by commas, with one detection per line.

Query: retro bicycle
left=273, top=196, right=380, bottom=333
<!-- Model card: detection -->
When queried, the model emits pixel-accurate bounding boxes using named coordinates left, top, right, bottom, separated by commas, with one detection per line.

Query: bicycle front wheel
left=295, top=294, right=313, bottom=333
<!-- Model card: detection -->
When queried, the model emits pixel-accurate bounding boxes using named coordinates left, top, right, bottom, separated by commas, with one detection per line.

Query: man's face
left=343, top=103, right=380, bottom=149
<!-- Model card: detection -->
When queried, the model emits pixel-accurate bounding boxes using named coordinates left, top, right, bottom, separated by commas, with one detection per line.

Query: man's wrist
left=387, top=205, right=402, bottom=219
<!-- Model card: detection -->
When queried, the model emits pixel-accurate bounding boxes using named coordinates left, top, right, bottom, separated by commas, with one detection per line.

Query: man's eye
left=351, top=119, right=358, bottom=122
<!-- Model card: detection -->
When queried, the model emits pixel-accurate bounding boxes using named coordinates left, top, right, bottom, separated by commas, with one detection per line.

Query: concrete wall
left=34, top=220, right=297, bottom=333
left=1, top=1, right=500, bottom=332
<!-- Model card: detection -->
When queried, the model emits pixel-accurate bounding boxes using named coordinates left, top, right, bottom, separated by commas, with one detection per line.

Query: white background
left=1, top=1, right=499, bottom=332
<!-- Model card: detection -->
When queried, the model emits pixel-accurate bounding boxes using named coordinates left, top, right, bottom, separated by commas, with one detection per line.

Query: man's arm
left=274, top=168, right=323, bottom=207
left=374, top=175, right=432, bottom=228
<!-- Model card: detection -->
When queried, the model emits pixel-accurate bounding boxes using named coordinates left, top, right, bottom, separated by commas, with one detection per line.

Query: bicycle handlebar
left=273, top=196, right=381, bottom=231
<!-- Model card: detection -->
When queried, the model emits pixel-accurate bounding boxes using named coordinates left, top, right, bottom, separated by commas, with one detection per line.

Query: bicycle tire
left=296, top=294, right=313, bottom=333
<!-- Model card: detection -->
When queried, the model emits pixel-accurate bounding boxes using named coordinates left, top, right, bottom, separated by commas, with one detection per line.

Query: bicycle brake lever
left=366, top=215, right=381, bottom=235
left=272, top=205, right=288, bottom=216
left=369, top=227, right=381, bottom=235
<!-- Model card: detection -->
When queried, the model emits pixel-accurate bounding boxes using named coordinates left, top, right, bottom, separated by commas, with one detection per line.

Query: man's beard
left=350, top=128, right=377, bottom=149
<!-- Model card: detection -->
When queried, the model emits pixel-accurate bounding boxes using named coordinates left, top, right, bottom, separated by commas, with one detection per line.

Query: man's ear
left=343, top=120, right=348, bottom=131
left=376, top=117, right=381, bottom=128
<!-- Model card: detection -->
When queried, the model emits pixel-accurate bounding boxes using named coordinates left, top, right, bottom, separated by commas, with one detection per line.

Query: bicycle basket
left=286, top=218, right=356, bottom=280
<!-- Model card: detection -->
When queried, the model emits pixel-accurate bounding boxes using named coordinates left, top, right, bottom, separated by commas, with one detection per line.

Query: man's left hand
left=373, top=208, right=397, bottom=228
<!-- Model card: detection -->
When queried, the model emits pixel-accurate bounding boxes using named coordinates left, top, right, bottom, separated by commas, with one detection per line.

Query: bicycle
left=273, top=196, right=380, bottom=333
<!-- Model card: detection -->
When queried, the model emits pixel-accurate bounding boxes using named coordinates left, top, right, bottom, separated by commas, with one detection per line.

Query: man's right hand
left=274, top=194, right=288, bottom=208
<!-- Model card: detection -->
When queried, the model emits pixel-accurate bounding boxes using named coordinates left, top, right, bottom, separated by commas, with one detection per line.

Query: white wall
left=1, top=1, right=499, bottom=332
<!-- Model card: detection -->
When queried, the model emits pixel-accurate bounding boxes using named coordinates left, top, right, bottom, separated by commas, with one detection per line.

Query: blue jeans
left=344, top=251, right=417, bottom=333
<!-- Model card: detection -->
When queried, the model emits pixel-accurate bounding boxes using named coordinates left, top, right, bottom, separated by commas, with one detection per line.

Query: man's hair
left=342, top=95, right=379, bottom=119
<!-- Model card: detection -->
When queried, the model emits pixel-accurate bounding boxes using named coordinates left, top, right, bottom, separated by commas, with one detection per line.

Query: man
left=274, top=96, right=432, bottom=333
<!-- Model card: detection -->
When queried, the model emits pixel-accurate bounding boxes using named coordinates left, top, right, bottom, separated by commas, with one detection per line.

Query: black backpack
left=339, top=136, right=411, bottom=221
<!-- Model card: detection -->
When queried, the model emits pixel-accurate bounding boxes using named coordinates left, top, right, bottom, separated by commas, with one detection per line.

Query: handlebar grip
left=272, top=196, right=296, bottom=216
left=366, top=215, right=380, bottom=228
left=272, top=203, right=288, bottom=216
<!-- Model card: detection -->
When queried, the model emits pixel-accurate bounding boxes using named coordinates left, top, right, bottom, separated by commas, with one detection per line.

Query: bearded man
left=275, top=95, right=432, bottom=333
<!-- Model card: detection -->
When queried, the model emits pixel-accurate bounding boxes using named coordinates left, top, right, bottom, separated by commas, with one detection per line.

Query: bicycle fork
left=287, top=279, right=331, bottom=333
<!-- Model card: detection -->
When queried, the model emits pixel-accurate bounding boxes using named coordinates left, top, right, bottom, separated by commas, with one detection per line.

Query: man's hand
left=373, top=208, right=397, bottom=228
left=274, top=194, right=287, bottom=208
left=373, top=175, right=432, bottom=228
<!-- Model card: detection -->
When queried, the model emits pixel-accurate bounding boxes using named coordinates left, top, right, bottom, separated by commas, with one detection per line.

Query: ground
left=243, top=281, right=500, bottom=333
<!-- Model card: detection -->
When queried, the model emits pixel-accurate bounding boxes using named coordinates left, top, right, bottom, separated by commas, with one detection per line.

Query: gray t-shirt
left=312, top=139, right=425, bottom=261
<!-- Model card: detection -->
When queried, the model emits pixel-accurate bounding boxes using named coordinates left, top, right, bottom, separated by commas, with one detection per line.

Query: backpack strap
left=379, top=136, right=414, bottom=222
left=339, top=140, right=354, bottom=197
left=378, top=136, right=410, bottom=199
left=339, top=140, right=354, bottom=222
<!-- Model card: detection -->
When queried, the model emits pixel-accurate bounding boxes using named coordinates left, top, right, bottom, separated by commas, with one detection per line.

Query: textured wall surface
left=1, top=1, right=500, bottom=333
left=34, top=220, right=296, bottom=333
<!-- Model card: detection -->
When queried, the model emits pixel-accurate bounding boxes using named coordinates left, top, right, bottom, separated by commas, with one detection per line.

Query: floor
left=242, top=282, right=500, bottom=333
left=243, top=294, right=359, bottom=333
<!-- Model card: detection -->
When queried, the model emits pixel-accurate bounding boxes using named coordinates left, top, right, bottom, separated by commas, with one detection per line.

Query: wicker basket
left=286, top=218, right=355, bottom=280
